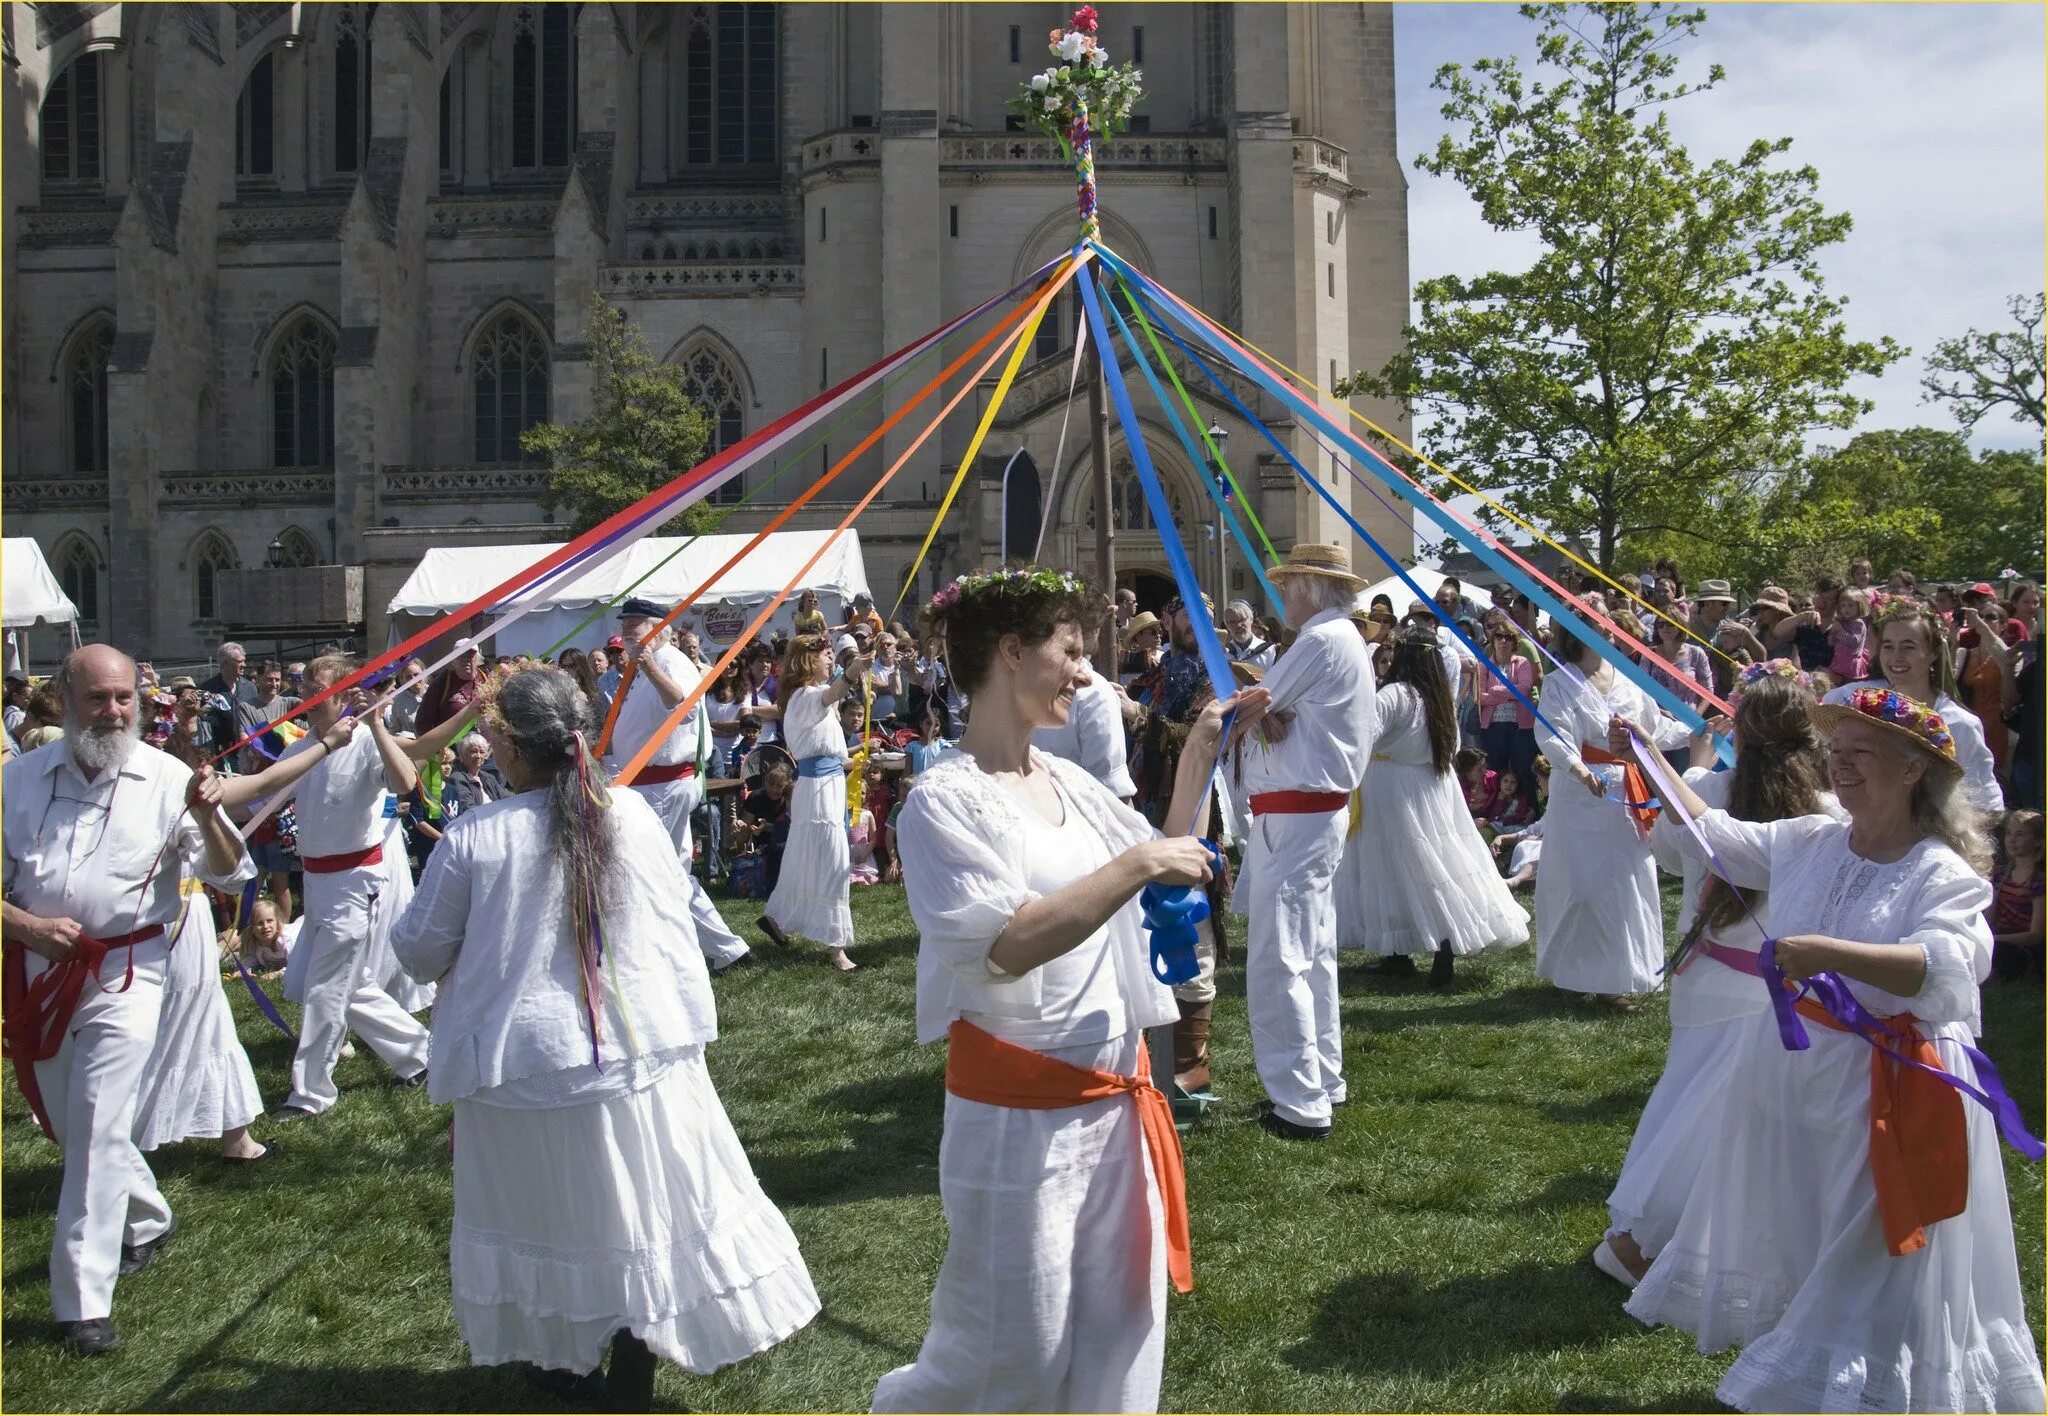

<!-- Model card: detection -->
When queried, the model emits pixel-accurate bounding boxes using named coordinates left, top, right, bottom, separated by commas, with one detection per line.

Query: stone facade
left=3, top=1, right=1411, bottom=664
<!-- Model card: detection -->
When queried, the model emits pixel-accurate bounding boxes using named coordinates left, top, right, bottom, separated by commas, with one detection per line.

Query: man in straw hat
left=1241, top=544, right=1378, bottom=1141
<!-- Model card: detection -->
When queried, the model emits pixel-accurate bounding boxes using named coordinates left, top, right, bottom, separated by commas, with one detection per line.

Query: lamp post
left=1206, top=422, right=1230, bottom=607
left=266, top=538, right=286, bottom=569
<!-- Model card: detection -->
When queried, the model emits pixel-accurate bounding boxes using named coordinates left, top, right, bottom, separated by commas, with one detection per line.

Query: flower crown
left=928, top=568, right=1085, bottom=614
left=1845, top=686, right=1955, bottom=759
left=1730, top=658, right=1812, bottom=708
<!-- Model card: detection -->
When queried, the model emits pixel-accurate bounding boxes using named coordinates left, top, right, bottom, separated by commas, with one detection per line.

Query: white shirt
left=392, top=788, right=718, bottom=1105
left=1031, top=669, right=1136, bottom=798
left=1226, top=635, right=1277, bottom=673
left=1243, top=607, right=1379, bottom=795
left=897, top=749, right=1176, bottom=1047
left=610, top=644, right=701, bottom=769
left=3, top=739, right=253, bottom=942
left=280, top=727, right=391, bottom=858
left=783, top=683, right=845, bottom=762
left=1821, top=680, right=2003, bottom=813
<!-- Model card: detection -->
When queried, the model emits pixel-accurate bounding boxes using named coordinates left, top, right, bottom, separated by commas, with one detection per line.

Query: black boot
left=605, top=1330, right=658, bottom=1413
left=1430, top=941, right=1454, bottom=990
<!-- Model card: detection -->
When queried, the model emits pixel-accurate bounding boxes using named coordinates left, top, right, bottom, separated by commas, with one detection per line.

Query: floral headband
left=1729, top=658, right=1811, bottom=708
left=928, top=567, right=1084, bottom=613
left=1838, top=687, right=1957, bottom=763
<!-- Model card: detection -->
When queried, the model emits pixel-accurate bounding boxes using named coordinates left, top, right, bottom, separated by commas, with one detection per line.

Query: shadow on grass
left=747, top=1068, right=944, bottom=1207
left=1285, top=1258, right=1642, bottom=1379
left=144, top=1359, right=603, bottom=1413
left=1340, top=984, right=1596, bottom=1036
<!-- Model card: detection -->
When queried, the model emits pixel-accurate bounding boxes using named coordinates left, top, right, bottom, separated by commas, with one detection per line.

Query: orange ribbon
left=1581, top=743, right=1657, bottom=839
left=1793, top=1003, right=1969, bottom=1256
left=945, top=1020, right=1193, bottom=1294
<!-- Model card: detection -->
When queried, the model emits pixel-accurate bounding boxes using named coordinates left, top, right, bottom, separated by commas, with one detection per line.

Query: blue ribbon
left=1142, top=840, right=1227, bottom=986
left=1759, top=940, right=2043, bottom=1161
left=230, top=880, right=297, bottom=1040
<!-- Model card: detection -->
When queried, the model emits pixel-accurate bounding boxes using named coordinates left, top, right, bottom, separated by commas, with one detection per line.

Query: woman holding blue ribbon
left=873, top=568, right=1260, bottom=1415
left=1612, top=688, right=2044, bottom=1414
left=759, top=635, right=869, bottom=971
left=393, top=667, right=819, bottom=1409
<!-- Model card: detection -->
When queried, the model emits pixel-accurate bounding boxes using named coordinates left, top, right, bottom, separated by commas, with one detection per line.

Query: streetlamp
left=1206, top=422, right=1231, bottom=607
left=266, top=538, right=286, bottom=569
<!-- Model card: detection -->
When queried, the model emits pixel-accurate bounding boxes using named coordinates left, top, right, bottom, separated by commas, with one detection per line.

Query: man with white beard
left=605, top=599, right=756, bottom=974
left=2, top=645, right=254, bottom=1354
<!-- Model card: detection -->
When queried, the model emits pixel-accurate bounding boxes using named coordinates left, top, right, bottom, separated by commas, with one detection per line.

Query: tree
left=1337, top=3, right=1902, bottom=572
left=1920, top=292, right=2046, bottom=435
left=522, top=294, right=720, bottom=538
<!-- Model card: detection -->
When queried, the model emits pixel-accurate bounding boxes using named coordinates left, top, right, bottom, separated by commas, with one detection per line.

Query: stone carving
left=941, top=134, right=1226, bottom=171
left=160, top=469, right=335, bottom=508
left=425, top=195, right=558, bottom=237
left=20, top=206, right=120, bottom=247
left=219, top=202, right=349, bottom=244
left=381, top=465, right=551, bottom=502
left=2, top=476, right=110, bottom=512
left=600, top=263, right=803, bottom=298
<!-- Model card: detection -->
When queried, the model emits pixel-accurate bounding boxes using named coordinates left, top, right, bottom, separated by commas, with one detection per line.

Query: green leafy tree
left=523, top=294, right=720, bottom=537
left=1920, top=292, right=2046, bottom=435
left=1338, top=3, right=1902, bottom=572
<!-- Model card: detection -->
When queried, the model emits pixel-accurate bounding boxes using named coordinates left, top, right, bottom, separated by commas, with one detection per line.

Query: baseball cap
left=605, top=634, right=625, bottom=651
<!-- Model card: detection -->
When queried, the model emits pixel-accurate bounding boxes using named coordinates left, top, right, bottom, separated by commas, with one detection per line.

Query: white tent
left=3, top=538, right=81, bottom=674
left=386, top=529, right=873, bottom=659
left=1359, top=562, right=1448, bottom=613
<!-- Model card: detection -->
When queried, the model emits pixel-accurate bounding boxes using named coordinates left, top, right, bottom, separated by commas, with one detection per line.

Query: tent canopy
left=1359, top=563, right=1447, bottom=614
left=386, top=529, right=873, bottom=658
left=3, top=538, right=79, bottom=630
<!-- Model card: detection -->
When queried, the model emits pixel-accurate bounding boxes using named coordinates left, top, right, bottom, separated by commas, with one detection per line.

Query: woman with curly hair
left=871, top=568, right=1262, bottom=1415
left=1823, top=599, right=2002, bottom=813
left=758, top=634, right=869, bottom=970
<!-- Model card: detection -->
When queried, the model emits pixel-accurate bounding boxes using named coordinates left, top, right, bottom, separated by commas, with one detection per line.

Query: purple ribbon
left=1759, top=940, right=2043, bottom=1161
left=231, top=880, right=297, bottom=1040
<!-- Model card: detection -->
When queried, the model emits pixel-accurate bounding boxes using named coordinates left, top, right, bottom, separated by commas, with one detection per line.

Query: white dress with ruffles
left=764, top=684, right=855, bottom=949
left=132, top=875, right=265, bottom=1150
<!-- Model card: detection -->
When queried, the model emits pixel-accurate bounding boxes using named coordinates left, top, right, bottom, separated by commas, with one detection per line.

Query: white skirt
left=1338, top=761, right=1529, bottom=957
left=765, top=775, right=854, bottom=949
left=451, top=1051, right=821, bottom=1376
left=1533, top=771, right=1666, bottom=994
left=1625, top=1012, right=2046, bottom=1413
left=134, top=892, right=264, bottom=1151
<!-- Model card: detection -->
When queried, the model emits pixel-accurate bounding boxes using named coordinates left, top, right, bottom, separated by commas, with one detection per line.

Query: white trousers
left=629, top=780, right=751, bottom=967
left=1245, top=810, right=1348, bottom=1128
left=30, top=943, right=174, bottom=1322
left=870, top=1069, right=1166, bottom=1413
left=285, top=865, right=433, bottom=1113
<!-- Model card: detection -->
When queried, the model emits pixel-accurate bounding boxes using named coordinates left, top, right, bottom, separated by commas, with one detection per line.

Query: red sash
left=1581, top=744, right=1658, bottom=838
left=3, top=925, right=164, bottom=1139
left=302, top=844, right=384, bottom=874
left=1249, top=789, right=1349, bottom=817
left=945, top=1021, right=1193, bottom=1294
left=633, top=761, right=699, bottom=785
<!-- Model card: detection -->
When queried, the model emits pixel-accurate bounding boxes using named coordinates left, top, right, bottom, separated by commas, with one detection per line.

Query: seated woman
left=1614, top=689, right=2045, bottom=1414
left=871, top=568, right=1263, bottom=1415
left=392, top=667, right=819, bottom=1410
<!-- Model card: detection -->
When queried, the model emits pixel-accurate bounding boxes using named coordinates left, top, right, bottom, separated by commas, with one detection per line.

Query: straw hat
left=1694, top=578, right=1736, bottom=606
left=1266, top=542, right=1366, bottom=591
left=1121, top=611, right=1162, bottom=648
left=1749, top=585, right=1794, bottom=616
left=1811, top=687, right=1962, bottom=779
left=1226, top=660, right=1265, bottom=688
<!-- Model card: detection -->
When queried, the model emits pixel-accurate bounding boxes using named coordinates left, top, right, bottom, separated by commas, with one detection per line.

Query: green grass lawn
left=3, top=880, right=2041, bottom=1413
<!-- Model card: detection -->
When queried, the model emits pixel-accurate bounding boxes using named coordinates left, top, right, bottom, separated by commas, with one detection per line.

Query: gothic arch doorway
left=1121, top=568, right=1176, bottom=613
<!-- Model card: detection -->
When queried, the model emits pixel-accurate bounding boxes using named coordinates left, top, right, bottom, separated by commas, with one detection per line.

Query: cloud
left=1393, top=3, right=2046, bottom=452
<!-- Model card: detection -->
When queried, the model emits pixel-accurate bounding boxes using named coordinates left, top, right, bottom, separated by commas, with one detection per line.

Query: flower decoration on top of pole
left=1009, top=5, right=1145, bottom=245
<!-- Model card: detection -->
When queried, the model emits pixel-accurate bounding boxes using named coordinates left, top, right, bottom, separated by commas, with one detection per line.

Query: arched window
left=1082, top=454, right=1186, bottom=534
left=334, top=9, right=372, bottom=173
left=237, top=52, right=276, bottom=176
left=472, top=313, right=550, bottom=462
left=53, top=536, right=101, bottom=627
left=675, top=4, right=777, bottom=169
left=63, top=319, right=113, bottom=474
left=41, top=54, right=103, bottom=183
left=270, top=317, right=336, bottom=467
left=274, top=526, right=321, bottom=567
left=677, top=339, right=747, bottom=504
left=510, top=4, right=573, bottom=168
left=191, top=532, right=238, bottom=622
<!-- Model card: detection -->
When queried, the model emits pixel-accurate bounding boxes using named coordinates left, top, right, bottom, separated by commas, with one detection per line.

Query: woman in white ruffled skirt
left=1344, top=626, right=1527, bottom=986
left=395, top=667, right=819, bottom=1409
left=1614, top=689, right=2045, bottom=1413
left=132, top=879, right=268, bottom=1160
left=761, top=636, right=866, bottom=970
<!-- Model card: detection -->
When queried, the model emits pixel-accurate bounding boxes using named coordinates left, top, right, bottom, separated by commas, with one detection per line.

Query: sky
left=1390, top=2, right=2047, bottom=454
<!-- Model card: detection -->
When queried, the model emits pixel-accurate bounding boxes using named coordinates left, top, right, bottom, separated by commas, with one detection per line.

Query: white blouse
left=1689, top=809, right=1992, bottom=1035
left=1030, top=669, right=1136, bottom=798
left=1369, top=682, right=1433, bottom=767
left=392, top=787, right=718, bottom=1105
left=782, top=683, right=845, bottom=762
left=897, top=748, right=1178, bottom=1047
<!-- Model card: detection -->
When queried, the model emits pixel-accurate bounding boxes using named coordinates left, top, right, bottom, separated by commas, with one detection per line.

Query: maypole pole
left=1015, top=4, right=1141, bottom=669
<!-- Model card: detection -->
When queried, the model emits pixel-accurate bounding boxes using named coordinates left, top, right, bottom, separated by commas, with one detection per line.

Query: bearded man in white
left=1238, top=545, right=1377, bottom=1141
left=2, top=645, right=254, bottom=1355
left=604, top=599, right=753, bottom=973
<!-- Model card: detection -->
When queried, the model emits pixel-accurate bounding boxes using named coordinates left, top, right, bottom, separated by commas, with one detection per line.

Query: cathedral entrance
left=1120, top=568, right=1177, bottom=613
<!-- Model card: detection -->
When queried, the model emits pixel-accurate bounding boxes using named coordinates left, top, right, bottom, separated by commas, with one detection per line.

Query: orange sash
left=1794, top=1002, right=1969, bottom=1256
left=1581, top=743, right=1657, bottom=838
left=945, top=1020, right=1193, bottom=1294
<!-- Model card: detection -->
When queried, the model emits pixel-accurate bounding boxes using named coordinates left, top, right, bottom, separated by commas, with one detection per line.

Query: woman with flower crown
left=1594, top=661, right=1843, bottom=1288
left=758, top=634, right=871, bottom=970
left=392, top=667, right=819, bottom=1410
left=1822, top=599, right=2003, bottom=813
left=1612, top=688, right=2044, bottom=1413
left=870, top=568, right=1263, bottom=1415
